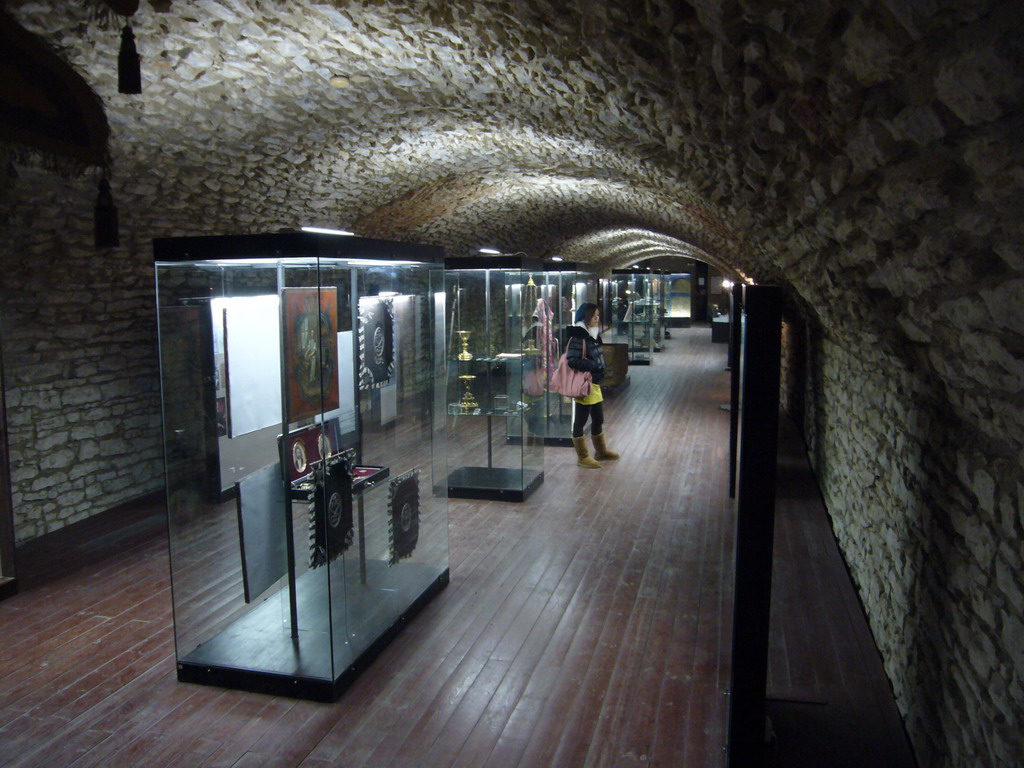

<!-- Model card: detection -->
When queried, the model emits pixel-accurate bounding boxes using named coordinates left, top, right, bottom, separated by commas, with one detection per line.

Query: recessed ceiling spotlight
left=329, top=75, right=351, bottom=89
left=479, top=248, right=502, bottom=255
left=551, top=256, right=564, bottom=262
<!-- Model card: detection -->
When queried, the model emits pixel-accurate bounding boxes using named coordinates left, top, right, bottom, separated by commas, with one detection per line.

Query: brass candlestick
left=457, top=330, right=473, bottom=361
left=458, top=375, right=478, bottom=412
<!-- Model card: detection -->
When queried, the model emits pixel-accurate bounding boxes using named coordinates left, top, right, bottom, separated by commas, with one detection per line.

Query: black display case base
left=447, top=467, right=543, bottom=502
left=506, top=414, right=574, bottom=447
left=505, top=434, right=573, bottom=447
left=177, top=566, right=448, bottom=702
left=0, top=577, right=16, bottom=601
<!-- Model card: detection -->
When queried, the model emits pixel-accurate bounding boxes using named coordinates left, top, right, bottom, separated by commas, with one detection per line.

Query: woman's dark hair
left=575, top=302, right=599, bottom=324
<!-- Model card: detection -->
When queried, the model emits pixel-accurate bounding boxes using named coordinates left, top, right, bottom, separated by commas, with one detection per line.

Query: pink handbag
left=549, top=339, right=592, bottom=398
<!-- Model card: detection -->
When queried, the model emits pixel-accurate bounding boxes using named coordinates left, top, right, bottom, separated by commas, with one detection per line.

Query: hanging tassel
left=95, top=178, right=120, bottom=248
left=118, top=24, right=141, bottom=94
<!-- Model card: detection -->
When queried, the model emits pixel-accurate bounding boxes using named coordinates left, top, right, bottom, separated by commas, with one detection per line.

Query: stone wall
left=781, top=313, right=1023, bottom=767
left=1, top=168, right=164, bottom=542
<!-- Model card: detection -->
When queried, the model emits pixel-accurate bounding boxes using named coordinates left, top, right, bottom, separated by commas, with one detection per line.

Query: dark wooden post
left=727, top=284, right=782, bottom=767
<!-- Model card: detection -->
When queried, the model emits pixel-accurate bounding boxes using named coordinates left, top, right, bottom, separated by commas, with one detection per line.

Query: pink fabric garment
left=535, top=297, right=558, bottom=380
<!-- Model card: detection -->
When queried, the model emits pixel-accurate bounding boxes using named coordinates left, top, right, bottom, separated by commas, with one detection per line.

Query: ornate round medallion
left=328, top=492, right=342, bottom=528
left=318, top=432, right=330, bottom=460
left=292, top=439, right=307, bottom=474
left=373, top=325, right=386, bottom=364
left=400, top=502, right=413, bottom=532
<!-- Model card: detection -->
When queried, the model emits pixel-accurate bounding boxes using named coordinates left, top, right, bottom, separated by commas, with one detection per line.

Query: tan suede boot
left=591, top=432, right=620, bottom=460
left=572, top=436, right=601, bottom=468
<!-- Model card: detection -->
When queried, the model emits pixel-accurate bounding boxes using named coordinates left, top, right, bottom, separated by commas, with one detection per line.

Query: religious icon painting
left=282, top=287, right=340, bottom=422
left=309, top=449, right=355, bottom=569
left=357, top=297, right=394, bottom=389
left=388, top=469, right=420, bottom=566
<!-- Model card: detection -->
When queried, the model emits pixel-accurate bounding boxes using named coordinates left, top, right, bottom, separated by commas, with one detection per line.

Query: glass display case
left=609, top=269, right=656, bottom=365
left=650, top=271, right=668, bottom=352
left=444, top=256, right=545, bottom=500
left=666, top=271, right=693, bottom=327
left=506, top=261, right=598, bottom=446
left=154, top=232, right=448, bottom=701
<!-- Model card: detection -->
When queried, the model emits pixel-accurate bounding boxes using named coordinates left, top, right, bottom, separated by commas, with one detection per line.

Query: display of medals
left=456, top=330, right=473, bottom=361
left=458, top=374, right=478, bottom=412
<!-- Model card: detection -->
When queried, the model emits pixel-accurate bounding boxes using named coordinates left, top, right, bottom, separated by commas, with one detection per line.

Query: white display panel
left=215, top=295, right=282, bottom=437
left=321, top=330, right=357, bottom=435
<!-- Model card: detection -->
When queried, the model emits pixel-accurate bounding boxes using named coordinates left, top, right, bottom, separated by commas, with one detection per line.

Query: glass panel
left=667, top=272, right=693, bottom=323
left=445, top=262, right=544, bottom=500
left=156, top=257, right=333, bottom=681
left=518, top=269, right=545, bottom=483
left=342, top=262, right=447, bottom=661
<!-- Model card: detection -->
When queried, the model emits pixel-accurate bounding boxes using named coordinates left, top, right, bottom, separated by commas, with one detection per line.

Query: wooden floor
left=0, top=327, right=916, bottom=768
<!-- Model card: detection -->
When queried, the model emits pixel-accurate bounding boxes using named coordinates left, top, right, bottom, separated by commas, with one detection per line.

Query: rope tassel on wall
left=81, top=0, right=143, bottom=93
left=94, top=176, right=120, bottom=248
left=118, top=24, right=141, bottom=94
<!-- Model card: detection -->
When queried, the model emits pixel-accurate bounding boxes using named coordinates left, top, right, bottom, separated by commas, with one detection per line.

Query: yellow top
left=574, top=382, right=603, bottom=406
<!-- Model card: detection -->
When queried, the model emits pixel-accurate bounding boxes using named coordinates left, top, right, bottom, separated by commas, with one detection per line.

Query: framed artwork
left=283, top=287, right=340, bottom=422
left=388, top=469, right=420, bottom=565
left=358, top=297, right=395, bottom=389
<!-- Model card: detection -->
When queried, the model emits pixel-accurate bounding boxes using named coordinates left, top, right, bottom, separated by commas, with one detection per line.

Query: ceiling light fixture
left=302, top=226, right=354, bottom=236
left=479, top=248, right=502, bottom=255
left=551, top=256, right=564, bottom=262
left=329, top=75, right=350, bottom=89
left=347, top=259, right=421, bottom=266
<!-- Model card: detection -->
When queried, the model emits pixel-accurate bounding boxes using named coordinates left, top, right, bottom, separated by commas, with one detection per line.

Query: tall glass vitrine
left=444, top=257, right=544, bottom=501
left=667, top=271, right=693, bottom=328
left=154, top=232, right=448, bottom=701
left=650, top=271, right=668, bottom=352
left=506, top=261, right=598, bottom=446
left=609, top=269, right=656, bottom=364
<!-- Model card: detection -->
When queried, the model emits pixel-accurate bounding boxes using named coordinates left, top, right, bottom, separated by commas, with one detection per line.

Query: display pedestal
left=506, top=413, right=574, bottom=447
left=447, top=466, right=543, bottom=502
left=178, top=567, right=448, bottom=702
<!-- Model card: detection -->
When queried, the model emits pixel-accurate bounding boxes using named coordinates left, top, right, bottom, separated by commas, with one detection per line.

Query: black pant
left=572, top=401, right=604, bottom=438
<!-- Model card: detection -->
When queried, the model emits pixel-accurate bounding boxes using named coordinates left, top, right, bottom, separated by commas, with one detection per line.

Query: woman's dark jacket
left=565, top=325, right=605, bottom=384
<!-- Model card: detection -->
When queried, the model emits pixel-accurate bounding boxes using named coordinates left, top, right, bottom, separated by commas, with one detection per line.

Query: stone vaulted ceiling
left=6, top=0, right=1023, bottom=358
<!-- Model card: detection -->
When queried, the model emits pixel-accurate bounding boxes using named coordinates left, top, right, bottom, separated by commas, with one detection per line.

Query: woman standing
left=566, top=303, right=620, bottom=469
